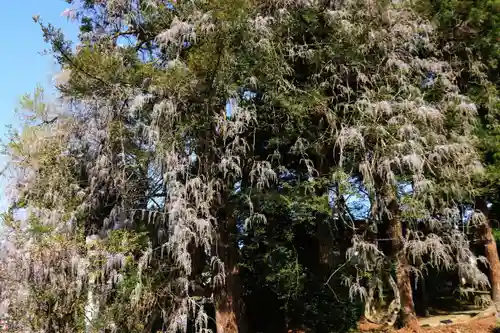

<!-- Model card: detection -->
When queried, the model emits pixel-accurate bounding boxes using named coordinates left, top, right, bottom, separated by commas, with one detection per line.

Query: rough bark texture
left=475, top=197, right=500, bottom=313
left=215, top=215, right=247, bottom=333
left=387, top=195, right=420, bottom=331
left=395, top=256, right=420, bottom=331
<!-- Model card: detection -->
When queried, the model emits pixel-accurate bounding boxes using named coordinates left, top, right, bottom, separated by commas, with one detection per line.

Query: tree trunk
left=475, top=197, right=500, bottom=313
left=395, top=256, right=419, bottom=330
left=420, top=276, right=429, bottom=317
left=387, top=194, right=419, bottom=331
left=215, top=214, right=247, bottom=333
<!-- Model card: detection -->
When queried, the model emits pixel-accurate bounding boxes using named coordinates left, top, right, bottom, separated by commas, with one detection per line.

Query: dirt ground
left=358, top=314, right=499, bottom=333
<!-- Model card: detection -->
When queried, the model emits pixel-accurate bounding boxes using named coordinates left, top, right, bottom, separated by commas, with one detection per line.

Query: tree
left=418, top=0, right=500, bottom=314
left=0, top=0, right=492, bottom=332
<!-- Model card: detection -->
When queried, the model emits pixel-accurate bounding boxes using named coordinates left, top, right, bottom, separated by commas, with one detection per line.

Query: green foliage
left=239, top=186, right=362, bottom=332
left=419, top=0, right=500, bottom=187
left=1, top=0, right=498, bottom=332
left=492, top=228, right=500, bottom=241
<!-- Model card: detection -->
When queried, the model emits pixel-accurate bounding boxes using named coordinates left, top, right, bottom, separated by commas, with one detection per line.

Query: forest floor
left=401, top=315, right=497, bottom=333
left=358, top=310, right=499, bottom=333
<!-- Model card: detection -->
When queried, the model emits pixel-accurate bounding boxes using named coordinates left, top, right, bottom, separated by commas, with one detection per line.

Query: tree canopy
left=1, top=0, right=500, bottom=332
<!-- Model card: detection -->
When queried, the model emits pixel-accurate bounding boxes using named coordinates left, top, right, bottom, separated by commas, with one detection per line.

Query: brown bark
left=395, top=256, right=420, bottom=331
left=215, top=215, right=247, bottom=333
left=475, top=197, right=500, bottom=312
left=387, top=194, right=420, bottom=331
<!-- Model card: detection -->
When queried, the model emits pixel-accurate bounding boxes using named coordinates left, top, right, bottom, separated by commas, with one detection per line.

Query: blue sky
left=0, top=1, right=78, bottom=211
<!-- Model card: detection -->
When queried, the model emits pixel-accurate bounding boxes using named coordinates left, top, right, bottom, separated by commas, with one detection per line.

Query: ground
left=358, top=312, right=499, bottom=333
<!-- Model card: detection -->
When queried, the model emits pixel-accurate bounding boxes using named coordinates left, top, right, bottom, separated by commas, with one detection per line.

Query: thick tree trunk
left=215, top=215, right=247, bottom=333
left=395, top=256, right=419, bottom=330
left=387, top=195, right=420, bottom=331
left=475, top=197, right=500, bottom=313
